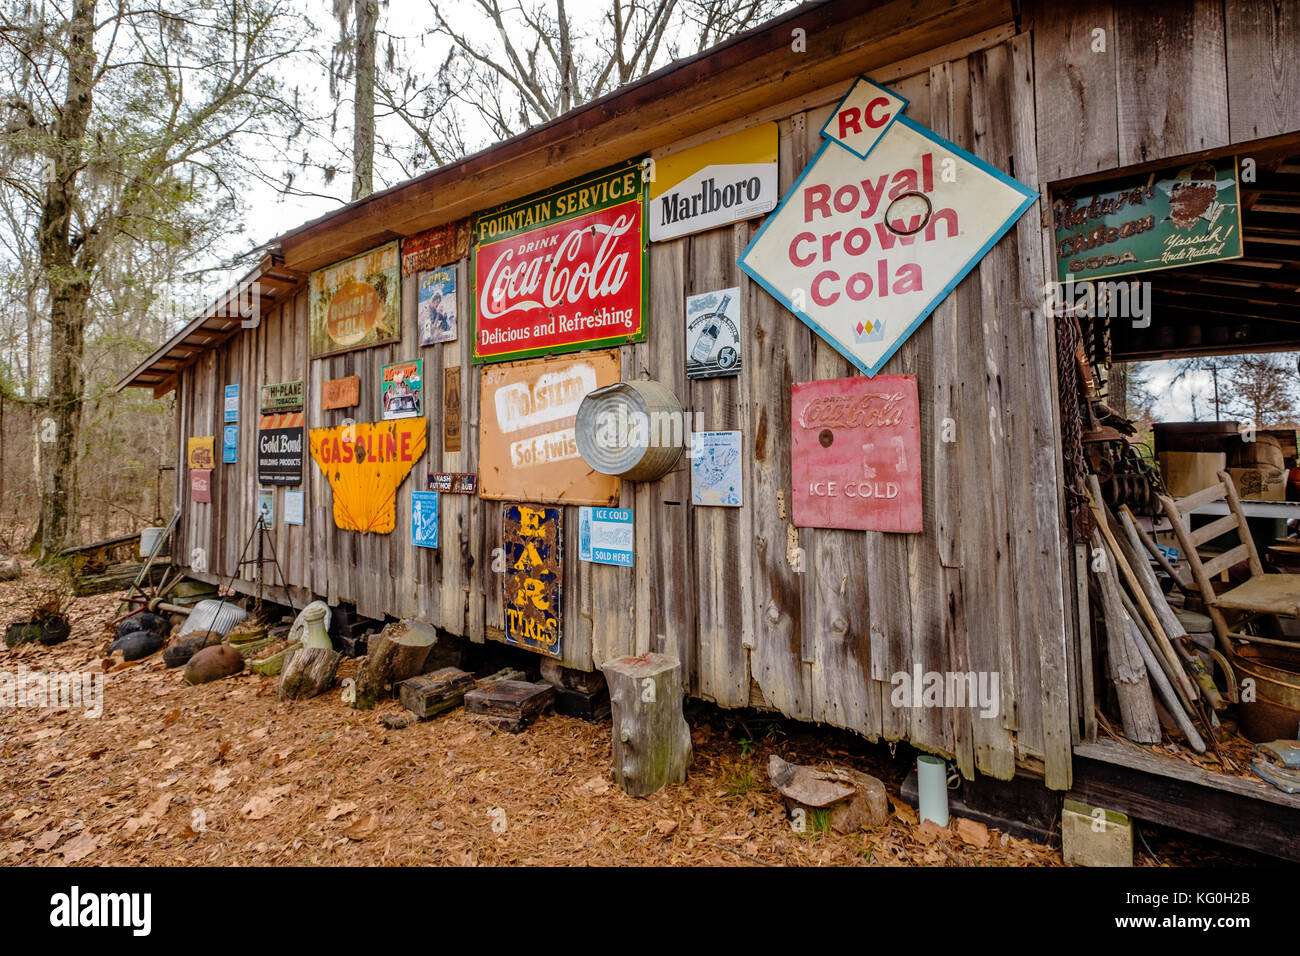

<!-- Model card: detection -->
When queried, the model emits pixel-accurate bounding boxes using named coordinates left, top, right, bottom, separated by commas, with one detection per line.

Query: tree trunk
left=601, top=653, right=692, bottom=797
left=279, top=646, right=342, bottom=700
left=351, top=0, right=378, bottom=200
left=37, top=0, right=98, bottom=561
left=354, top=618, right=437, bottom=709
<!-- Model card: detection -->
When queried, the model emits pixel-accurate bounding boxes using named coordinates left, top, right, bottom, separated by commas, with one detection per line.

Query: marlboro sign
left=473, top=162, right=646, bottom=363
left=740, top=76, right=1037, bottom=377
left=791, top=374, right=921, bottom=532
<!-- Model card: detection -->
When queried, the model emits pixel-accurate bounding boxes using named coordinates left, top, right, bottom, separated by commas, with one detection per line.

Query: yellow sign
left=187, top=436, right=215, bottom=469
left=309, top=419, right=426, bottom=534
left=648, top=122, right=778, bottom=242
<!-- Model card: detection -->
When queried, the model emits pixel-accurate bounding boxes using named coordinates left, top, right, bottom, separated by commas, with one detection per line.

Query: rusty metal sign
left=428, top=472, right=477, bottom=494
left=791, top=374, right=922, bottom=532
left=187, top=436, right=215, bottom=469
left=503, top=503, right=563, bottom=658
left=190, top=468, right=212, bottom=503
left=308, top=419, right=427, bottom=534
left=444, top=366, right=462, bottom=452
left=402, top=220, right=470, bottom=276
left=478, top=351, right=620, bottom=504
left=261, top=380, right=304, bottom=413
left=322, top=375, right=360, bottom=410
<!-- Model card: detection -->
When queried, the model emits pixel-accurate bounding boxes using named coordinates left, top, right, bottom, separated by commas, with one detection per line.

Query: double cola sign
left=473, top=163, right=647, bottom=363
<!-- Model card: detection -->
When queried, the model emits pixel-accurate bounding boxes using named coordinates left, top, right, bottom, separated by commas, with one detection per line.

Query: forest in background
left=0, top=0, right=788, bottom=557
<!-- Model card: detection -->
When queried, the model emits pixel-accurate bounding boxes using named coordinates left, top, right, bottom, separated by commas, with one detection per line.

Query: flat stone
left=1062, top=798, right=1132, bottom=867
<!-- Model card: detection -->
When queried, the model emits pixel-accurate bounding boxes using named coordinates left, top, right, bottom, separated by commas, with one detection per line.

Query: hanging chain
left=1056, top=310, right=1093, bottom=539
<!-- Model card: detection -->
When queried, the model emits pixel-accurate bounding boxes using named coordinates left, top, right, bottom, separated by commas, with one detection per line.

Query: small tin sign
left=428, top=472, right=477, bottom=494
left=503, top=503, right=563, bottom=658
left=187, top=436, right=215, bottom=469
left=256, top=489, right=274, bottom=526
left=190, top=468, right=212, bottom=503
left=224, top=384, right=239, bottom=422
left=283, top=489, right=305, bottom=526
left=322, top=376, right=360, bottom=410
left=381, top=359, right=423, bottom=420
left=690, top=431, right=743, bottom=507
left=222, top=424, right=238, bottom=464
left=578, top=507, right=633, bottom=567
left=261, top=380, right=304, bottom=413
left=444, top=366, right=462, bottom=452
left=686, top=287, right=742, bottom=379
left=412, top=490, right=439, bottom=548
left=791, top=373, right=921, bottom=532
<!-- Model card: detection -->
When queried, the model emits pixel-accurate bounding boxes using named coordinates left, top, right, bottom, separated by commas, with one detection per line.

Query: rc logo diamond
left=738, top=76, right=1038, bottom=377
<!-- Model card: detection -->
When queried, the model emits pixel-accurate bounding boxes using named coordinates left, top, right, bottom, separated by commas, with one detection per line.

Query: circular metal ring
left=883, top=190, right=933, bottom=236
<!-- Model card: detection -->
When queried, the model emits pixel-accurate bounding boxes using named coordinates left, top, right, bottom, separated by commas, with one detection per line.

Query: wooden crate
left=398, top=667, right=477, bottom=719
left=464, top=679, right=555, bottom=733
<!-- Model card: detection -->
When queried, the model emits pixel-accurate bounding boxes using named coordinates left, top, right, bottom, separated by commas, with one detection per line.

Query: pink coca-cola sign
left=791, top=374, right=921, bottom=532
left=473, top=165, right=646, bottom=362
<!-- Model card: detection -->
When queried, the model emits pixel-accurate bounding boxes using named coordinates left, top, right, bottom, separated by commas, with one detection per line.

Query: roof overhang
left=275, top=0, right=1013, bottom=273
left=115, top=252, right=305, bottom=395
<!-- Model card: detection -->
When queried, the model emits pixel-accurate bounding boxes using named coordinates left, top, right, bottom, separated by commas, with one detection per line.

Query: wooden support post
left=601, top=653, right=692, bottom=797
left=1089, top=530, right=1161, bottom=744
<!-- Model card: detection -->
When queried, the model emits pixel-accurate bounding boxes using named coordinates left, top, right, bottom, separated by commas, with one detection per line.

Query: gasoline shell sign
left=473, top=162, right=646, bottom=363
left=1051, top=156, right=1242, bottom=282
left=739, top=76, right=1037, bottom=377
left=257, top=412, right=304, bottom=486
left=649, top=122, right=778, bottom=242
left=791, top=374, right=921, bottom=533
left=309, top=419, right=427, bottom=534
left=309, top=241, right=400, bottom=357
left=503, top=504, right=563, bottom=658
left=478, top=350, right=620, bottom=505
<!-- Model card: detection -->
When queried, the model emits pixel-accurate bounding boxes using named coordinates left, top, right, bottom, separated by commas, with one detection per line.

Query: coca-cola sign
left=791, top=374, right=921, bottom=533
left=473, top=163, right=647, bottom=363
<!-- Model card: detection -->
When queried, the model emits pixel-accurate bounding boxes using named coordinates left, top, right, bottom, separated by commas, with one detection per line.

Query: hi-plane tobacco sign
left=739, top=77, right=1037, bottom=377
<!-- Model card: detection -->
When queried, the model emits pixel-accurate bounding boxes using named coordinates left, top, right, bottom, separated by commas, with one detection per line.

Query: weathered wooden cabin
left=119, top=0, right=1300, bottom=858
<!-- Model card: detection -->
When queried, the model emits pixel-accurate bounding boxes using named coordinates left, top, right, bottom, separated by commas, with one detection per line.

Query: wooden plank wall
left=1025, top=0, right=1300, bottom=182
left=170, top=30, right=1122, bottom=790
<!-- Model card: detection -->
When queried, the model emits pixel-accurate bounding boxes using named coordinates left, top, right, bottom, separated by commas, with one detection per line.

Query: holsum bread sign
left=739, top=76, right=1038, bottom=377
left=473, top=162, right=647, bottom=363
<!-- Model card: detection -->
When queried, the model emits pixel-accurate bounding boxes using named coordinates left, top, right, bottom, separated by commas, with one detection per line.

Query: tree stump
left=601, top=653, right=692, bottom=797
left=354, top=618, right=437, bottom=709
left=278, top=646, right=341, bottom=700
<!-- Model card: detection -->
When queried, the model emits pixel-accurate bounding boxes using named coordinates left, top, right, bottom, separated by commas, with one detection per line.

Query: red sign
left=791, top=374, right=921, bottom=532
left=473, top=164, right=646, bottom=363
left=190, top=468, right=212, bottom=503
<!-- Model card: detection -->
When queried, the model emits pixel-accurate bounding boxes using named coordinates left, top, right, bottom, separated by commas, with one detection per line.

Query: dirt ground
left=0, top=572, right=1248, bottom=867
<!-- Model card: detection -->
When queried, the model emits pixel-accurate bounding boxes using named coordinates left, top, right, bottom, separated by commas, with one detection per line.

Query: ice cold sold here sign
left=792, top=375, right=921, bottom=533
left=740, top=77, right=1037, bottom=377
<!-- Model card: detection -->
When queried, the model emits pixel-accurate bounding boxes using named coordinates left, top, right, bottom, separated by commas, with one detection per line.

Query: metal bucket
left=574, top=380, right=685, bottom=482
left=140, top=526, right=170, bottom=559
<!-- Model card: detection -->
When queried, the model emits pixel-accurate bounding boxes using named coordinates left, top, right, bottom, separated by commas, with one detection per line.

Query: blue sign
left=222, top=424, right=238, bottom=463
left=412, top=491, right=439, bottom=549
left=224, top=384, right=239, bottom=422
left=578, top=507, right=633, bottom=567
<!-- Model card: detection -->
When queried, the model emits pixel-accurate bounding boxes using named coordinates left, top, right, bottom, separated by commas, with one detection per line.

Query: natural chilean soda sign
left=739, top=76, right=1037, bottom=377
left=1051, top=157, right=1242, bottom=282
left=473, top=162, right=646, bottom=363
left=791, top=374, right=921, bottom=533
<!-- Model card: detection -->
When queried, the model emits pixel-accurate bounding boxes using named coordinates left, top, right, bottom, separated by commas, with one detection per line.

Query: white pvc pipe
left=917, top=754, right=949, bottom=827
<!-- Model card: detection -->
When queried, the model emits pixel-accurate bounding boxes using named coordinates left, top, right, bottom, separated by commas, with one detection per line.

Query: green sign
left=260, top=380, right=304, bottom=413
left=1051, top=156, right=1242, bottom=282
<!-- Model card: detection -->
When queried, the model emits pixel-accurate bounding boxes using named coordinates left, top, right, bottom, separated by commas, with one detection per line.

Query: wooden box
left=398, top=667, right=477, bottom=719
left=464, top=679, right=555, bottom=733
left=1228, top=467, right=1287, bottom=501
left=1160, top=451, right=1226, bottom=497
left=555, top=685, right=610, bottom=722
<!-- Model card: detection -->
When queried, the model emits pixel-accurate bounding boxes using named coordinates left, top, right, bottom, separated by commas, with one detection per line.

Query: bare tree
left=1222, top=353, right=1299, bottom=428
left=0, top=0, right=312, bottom=557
